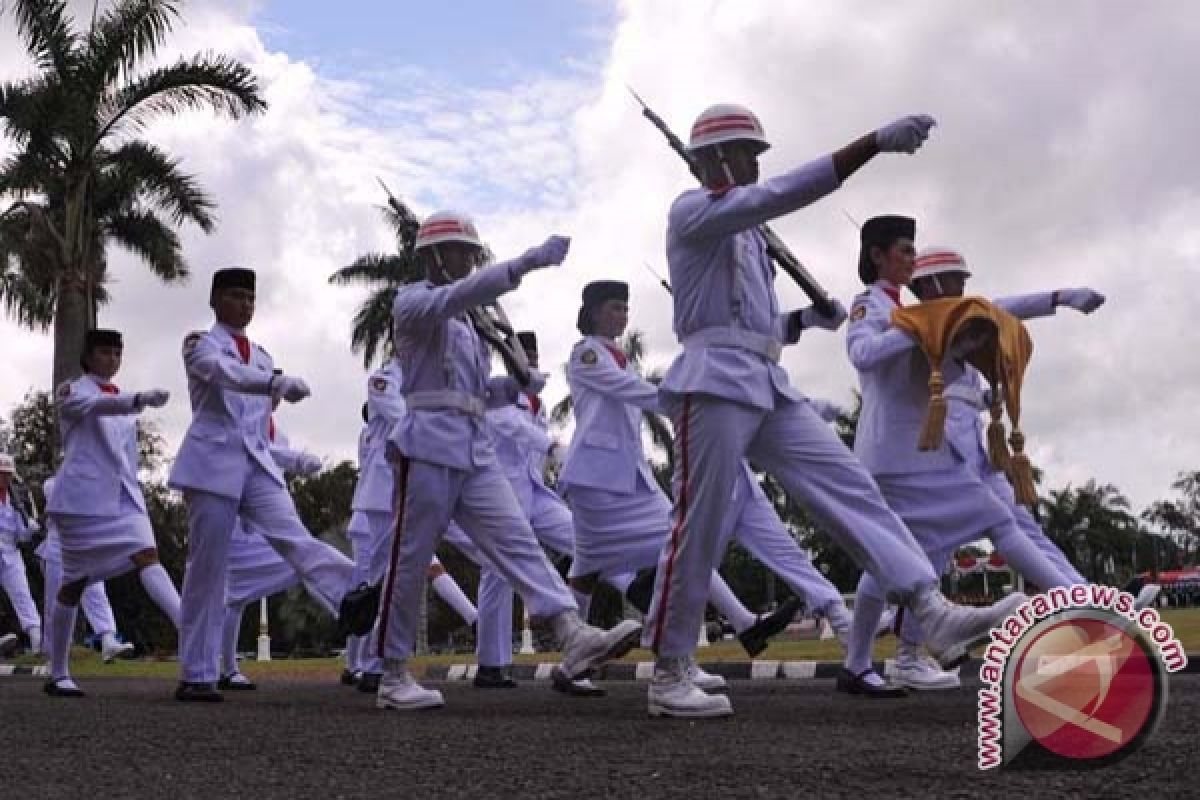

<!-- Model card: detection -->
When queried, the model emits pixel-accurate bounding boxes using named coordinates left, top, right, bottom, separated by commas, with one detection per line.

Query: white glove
left=275, top=375, right=311, bottom=404
left=137, top=389, right=170, bottom=408
left=798, top=298, right=849, bottom=332
left=514, top=235, right=571, bottom=276
left=808, top=398, right=846, bottom=423
left=875, top=115, right=936, bottom=154
left=293, top=452, right=322, bottom=476
left=1055, top=288, right=1105, bottom=314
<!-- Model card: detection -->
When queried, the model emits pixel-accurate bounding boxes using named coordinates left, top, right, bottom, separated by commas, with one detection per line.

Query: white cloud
left=3, top=0, right=1197, bottom=514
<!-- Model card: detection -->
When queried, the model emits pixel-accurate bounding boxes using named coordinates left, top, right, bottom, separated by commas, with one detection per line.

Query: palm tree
left=1040, top=480, right=1139, bottom=581
left=327, top=197, right=422, bottom=368
left=1143, top=470, right=1200, bottom=569
left=0, top=0, right=266, bottom=388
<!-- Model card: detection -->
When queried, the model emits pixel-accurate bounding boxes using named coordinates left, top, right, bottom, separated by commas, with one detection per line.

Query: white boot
left=687, top=657, right=727, bottom=691
left=556, top=614, right=642, bottom=681
left=892, top=640, right=961, bottom=690
left=101, top=633, right=135, bottom=663
left=910, top=587, right=1027, bottom=669
left=648, top=657, right=733, bottom=718
left=377, top=660, right=444, bottom=711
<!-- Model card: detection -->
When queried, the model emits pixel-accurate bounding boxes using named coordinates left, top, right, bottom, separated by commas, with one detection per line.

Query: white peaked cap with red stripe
left=913, top=245, right=972, bottom=280
left=414, top=210, right=484, bottom=250
left=687, top=103, right=770, bottom=152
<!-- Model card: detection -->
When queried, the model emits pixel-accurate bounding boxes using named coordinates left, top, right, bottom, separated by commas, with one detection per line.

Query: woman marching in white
left=44, top=329, right=181, bottom=697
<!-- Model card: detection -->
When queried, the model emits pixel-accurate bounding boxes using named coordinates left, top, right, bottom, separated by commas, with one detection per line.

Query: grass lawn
left=12, top=607, right=1199, bottom=681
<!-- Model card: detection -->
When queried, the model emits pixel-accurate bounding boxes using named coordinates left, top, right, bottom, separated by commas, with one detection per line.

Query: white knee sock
left=570, top=588, right=593, bottom=624
left=221, top=606, right=244, bottom=676
left=431, top=573, right=478, bottom=626
left=48, top=603, right=78, bottom=681
left=707, top=574, right=756, bottom=633
left=846, top=594, right=884, bottom=674
left=138, top=564, right=181, bottom=629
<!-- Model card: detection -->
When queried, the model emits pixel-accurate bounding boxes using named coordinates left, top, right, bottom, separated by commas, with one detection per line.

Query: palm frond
left=0, top=264, right=56, bottom=329
left=328, top=252, right=420, bottom=287
left=84, top=0, right=181, bottom=88
left=13, top=0, right=79, bottom=77
left=104, top=208, right=187, bottom=281
left=95, top=53, right=266, bottom=145
left=97, top=140, right=215, bottom=230
left=349, top=288, right=397, bottom=368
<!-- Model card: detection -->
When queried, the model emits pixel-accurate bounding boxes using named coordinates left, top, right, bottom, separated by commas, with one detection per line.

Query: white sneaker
left=559, top=619, right=642, bottom=681
left=892, top=641, right=961, bottom=690
left=376, top=662, right=444, bottom=711
left=912, top=589, right=1027, bottom=670
left=1134, top=584, right=1162, bottom=611
left=687, top=658, right=727, bottom=691
left=648, top=658, right=733, bottom=718
left=101, top=635, right=135, bottom=664
left=0, top=633, right=18, bottom=657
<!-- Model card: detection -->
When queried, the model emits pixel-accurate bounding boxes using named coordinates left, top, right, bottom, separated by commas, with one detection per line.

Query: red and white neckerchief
left=881, top=283, right=903, bottom=308
left=602, top=342, right=628, bottom=369
left=98, top=383, right=120, bottom=395
left=268, top=416, right=276, bottom=443
left=525, top=391, right=541, bottom=416
left=232, top=333, right=251, bottom=364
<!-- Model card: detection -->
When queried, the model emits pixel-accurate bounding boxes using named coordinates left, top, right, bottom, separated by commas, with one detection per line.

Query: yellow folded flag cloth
left=891, top=296, right=1038, bottom=506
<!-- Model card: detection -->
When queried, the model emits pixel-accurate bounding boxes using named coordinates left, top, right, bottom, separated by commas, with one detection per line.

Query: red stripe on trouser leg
left=376, top=456, right=411, bottom=659
left=652, top=394, right=691, bottom=651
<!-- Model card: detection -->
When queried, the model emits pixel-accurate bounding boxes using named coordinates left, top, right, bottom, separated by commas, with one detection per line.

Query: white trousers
left=647, top=396, right=937, bottom=658
left=0, top=534, right=40, bottom=632
left=725, top=469, right=843, bottom=612
left=179, top=463, right=354, bottom=683
left=378, top=458, right=575, bottom=662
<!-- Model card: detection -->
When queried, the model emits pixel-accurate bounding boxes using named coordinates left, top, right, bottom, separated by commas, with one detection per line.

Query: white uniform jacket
left=388, top=260, right=526, bottom=471
left=659, top=156, right=842, bottom=410
left=168, top=323, right=282, bottom=498
left=49, top=375, right=146, bottom=516
left=352, top=360, right=405, bottom=513
left=559, top=336, right=661, bottom=495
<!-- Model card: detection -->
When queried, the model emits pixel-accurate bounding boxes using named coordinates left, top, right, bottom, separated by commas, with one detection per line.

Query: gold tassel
left=987, top=399, right=1011, bottom=475
left=918, top=369, right=947, bottom=451
left=1007, top=429, right=1038, bottom=507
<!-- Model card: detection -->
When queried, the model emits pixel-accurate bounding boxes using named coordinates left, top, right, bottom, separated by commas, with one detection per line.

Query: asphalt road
left=4, top=675, right=1197, bottom=799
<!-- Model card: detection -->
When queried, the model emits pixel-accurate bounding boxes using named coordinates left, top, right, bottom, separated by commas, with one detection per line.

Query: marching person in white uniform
left=0, top=454, right=40, bottom=657
left=377, top=211, right=641, bottom=711
left=562, top=281, right=838, bottom=680
left=169, top=268, right=371, bottom=703
left=37, top=477, right=135, bottom=664
left=44, top=329, right=181, bottom=697
left=350, top=356, right=498, bottom=694
left=217, top=416, right=327, bottom=690
left=646, top=103, right=1025, bottom=718
left=841, top=222, right=1085, bottom=696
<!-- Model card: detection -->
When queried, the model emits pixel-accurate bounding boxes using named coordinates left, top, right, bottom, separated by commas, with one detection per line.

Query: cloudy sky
left=2, top=0, right=1197, bottom=513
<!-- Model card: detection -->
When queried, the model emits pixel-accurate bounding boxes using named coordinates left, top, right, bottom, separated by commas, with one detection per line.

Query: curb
left=423, top=656, right=1200, bottom=682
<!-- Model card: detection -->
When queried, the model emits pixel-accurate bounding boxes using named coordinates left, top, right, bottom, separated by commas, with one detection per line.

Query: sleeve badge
left=580, top=349, right=598, bottom=366
left=183, top=332, right=203, bottom=353
left=371, top=377, right=389, bottom=392
left=850, top=305, right=867, bottom=323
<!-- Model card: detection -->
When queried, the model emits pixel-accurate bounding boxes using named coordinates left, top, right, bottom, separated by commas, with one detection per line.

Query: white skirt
left=54, top=490, right=157, bottom=583
left=566, top=474, right=671, bottom=578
